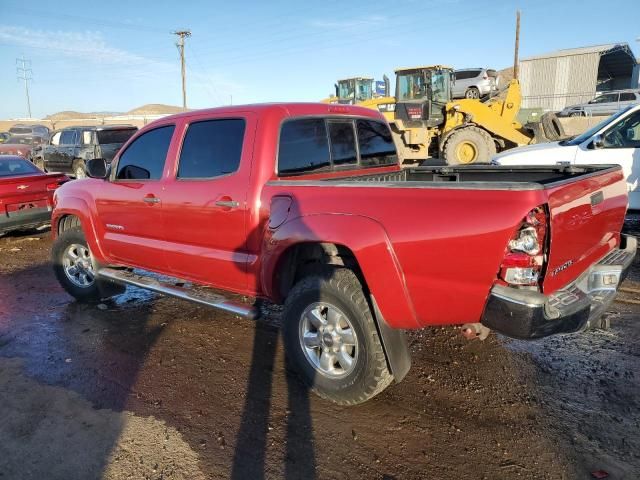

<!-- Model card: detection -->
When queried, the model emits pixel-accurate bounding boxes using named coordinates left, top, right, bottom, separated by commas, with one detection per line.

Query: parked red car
left=0, top=135, right=45, bottom=158
left=50, top=103, right=635, bottom=404
left=0, top=155, right=68, bottom=235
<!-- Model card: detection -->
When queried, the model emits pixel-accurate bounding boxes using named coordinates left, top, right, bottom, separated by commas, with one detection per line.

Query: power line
left=173, top=30, right=191, bottom=109
left=16, top=55, right=33, bottom=118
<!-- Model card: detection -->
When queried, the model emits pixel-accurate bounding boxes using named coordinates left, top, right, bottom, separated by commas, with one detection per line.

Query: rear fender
left=262, top=214, right=419, bottom=329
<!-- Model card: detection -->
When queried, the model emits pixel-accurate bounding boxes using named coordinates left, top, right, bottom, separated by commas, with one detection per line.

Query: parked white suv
left=452, top=68, right=499, bottom=99
left=493, top=104, right=640, bottom=210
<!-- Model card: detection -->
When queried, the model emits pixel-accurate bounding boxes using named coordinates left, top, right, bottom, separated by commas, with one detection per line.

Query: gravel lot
left=0, top=225, right=638, bottom=480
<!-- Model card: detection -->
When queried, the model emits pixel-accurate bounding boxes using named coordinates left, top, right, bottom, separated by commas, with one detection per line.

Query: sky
left=0, top=0, right=639, bottom=119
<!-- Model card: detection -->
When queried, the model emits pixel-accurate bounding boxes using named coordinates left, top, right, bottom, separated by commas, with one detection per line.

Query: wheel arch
left=262, top=214, right=419, bottom=329
left=53, top=198, right=107, bottom=263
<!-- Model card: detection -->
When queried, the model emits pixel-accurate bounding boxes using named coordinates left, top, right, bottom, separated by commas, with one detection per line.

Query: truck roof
left=155, top=102, right=385, bottom=123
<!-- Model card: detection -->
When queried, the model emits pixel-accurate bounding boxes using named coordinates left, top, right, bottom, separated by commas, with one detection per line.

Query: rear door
left=161, top=113, right=255, bottom=291
left=94, top=124, right=175, bottom=271
left=43, top=131, right=62, bottom=170
left=58, top=129, right=78, bottom=172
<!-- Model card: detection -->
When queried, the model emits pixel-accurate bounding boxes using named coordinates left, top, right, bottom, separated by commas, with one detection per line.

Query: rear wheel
left=465, top=87, right=480, bottom=99
left=443, top=126, right=496, bottom=165
left=282, top=268, right=393, bottom=405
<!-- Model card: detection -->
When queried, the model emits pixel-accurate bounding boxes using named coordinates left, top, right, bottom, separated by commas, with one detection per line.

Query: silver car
left=452, top=68, right=499, bottom=99
left=558, top=90, right=640, bottom=117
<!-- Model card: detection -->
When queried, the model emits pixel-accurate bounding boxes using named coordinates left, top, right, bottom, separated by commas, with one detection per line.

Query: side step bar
left=97, top=267, right=258, bottom=320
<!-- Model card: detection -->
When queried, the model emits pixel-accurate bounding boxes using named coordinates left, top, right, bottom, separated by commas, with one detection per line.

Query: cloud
left=0, top=25, right=159, bottom=66
left=310, top=15, right=385, bottom=31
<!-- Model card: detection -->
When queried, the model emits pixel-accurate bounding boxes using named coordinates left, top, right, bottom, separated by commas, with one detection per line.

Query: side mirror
left=591, top=134, right=604, bottom=149
left=86, top=158, right=109, bottom=179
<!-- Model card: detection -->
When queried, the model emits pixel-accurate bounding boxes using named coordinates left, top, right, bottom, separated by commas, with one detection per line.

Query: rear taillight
left=46, top=181, right=62, bottom=191
left=499, top=206, right=548, bottom=287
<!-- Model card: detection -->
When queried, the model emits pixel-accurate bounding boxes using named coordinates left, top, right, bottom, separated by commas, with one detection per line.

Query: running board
left=97, top=267, right=258, bottom=320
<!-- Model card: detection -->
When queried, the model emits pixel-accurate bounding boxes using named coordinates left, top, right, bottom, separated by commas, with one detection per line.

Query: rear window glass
left=0, top=157, right=40, bottom=177
left=178, top=119, right=245, bottom=178
left=8, top=127, right=31, bottom=135
left=278, top=119, right=330, bottom=175
left=97, top=129, right=137, bottom=145
left=328, top=121, right=357, bottom=166
left=455, top=70, right=481, bottom=80
left=5, top=135, right=41, bottom=145
left=357, top=120, right=397, bottom=166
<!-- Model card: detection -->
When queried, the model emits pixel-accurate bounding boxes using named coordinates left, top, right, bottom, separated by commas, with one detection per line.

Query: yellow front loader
left=369, top=66, right=537, bottom=165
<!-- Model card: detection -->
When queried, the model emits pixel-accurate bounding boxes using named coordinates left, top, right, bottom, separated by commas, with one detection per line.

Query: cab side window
left=178, top=119, right=245, bottom=178
left=603, top=111, right=640, bottom=149
left=60, top=130, right=77, bottom=145
left=116, top=125, right=175, bottom=180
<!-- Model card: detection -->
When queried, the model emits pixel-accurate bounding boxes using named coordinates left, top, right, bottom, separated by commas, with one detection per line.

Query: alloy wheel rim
left=299, top=302, right=358, bottom=378
left=62, top=243, right=95, bottom=287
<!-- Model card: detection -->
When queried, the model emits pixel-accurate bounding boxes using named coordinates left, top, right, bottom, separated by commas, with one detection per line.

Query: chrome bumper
left=481, top=235, right=637, bottom=339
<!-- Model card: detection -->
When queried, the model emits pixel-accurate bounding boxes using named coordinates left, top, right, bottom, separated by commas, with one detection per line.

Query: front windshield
left=355, top=80, right=373, bottom=102
left=562, top=106, right=634, bottom=146
left=430, top=70, right=450, bottom=104
left=397, top=72, right=428, bottom=101
left=338, top=80, right=355, bottom=101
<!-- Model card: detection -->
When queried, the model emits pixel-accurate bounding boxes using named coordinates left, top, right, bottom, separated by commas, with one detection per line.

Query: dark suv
left=33, top=125, right=137, bottom=178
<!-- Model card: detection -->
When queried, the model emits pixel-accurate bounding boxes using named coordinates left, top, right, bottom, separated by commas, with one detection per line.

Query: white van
left=493, top=104, right=640, bottom=210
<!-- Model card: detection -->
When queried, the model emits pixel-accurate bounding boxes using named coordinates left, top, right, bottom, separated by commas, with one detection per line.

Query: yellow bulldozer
left=351, top=65, right=546, bottom=165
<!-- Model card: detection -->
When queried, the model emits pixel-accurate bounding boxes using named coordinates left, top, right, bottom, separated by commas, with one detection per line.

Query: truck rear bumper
left=481, top=234, right=637, bottom=339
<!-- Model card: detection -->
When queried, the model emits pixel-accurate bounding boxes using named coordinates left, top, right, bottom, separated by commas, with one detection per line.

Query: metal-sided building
left=519, top=43, right=639, bottom=111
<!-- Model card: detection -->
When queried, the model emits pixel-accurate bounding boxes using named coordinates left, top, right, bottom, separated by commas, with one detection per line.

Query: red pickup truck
left=50, top=103, right=636, bottom=405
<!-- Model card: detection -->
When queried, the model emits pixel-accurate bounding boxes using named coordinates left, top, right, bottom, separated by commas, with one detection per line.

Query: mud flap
left=370, top=296, right=411, bottom=382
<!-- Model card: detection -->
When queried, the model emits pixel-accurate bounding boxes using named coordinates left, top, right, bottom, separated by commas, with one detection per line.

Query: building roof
left=522, top=43, right=634, bottom=61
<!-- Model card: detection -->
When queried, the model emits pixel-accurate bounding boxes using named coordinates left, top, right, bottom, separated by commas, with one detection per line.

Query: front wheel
left=464, top=87, right=480, bottom=99
left=282, top=268, right=393, bottom=405
left=443, top=126, right=496, bottom=165
left=73, top=160, right=86, bottom=179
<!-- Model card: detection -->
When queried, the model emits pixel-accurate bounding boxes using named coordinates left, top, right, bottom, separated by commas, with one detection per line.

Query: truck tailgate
left=543, top=166, right=628, bottom=293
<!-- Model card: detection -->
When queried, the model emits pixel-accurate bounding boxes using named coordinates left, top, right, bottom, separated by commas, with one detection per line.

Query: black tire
left=465, top=87, right=480, bottom=99
left=541, top=112, right=565, bottom=141
left=525, top=122, right=548, bottom=144
left=282, top=268, right=393, bottom=405
left=443, top=126, right=496, bottom=165
left=72, top=159, right=86, bottom=179
left=52, top=226, right=125, bottom=302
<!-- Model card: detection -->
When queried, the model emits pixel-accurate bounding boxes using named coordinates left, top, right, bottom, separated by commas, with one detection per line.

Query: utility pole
left=173, top=30, right=191, bottom=109
left=513, top=10, right=521, bottom=81
left=16, top=56, right=33, bottom=118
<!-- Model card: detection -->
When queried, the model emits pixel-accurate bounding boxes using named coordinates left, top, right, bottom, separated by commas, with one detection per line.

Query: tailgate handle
left=590, top=191, right=604, bottom=207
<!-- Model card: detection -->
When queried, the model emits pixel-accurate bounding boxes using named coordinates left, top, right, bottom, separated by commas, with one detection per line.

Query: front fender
left=261, top=214, right=420, bottom=329
left=52, top=195, right=107, bottom=263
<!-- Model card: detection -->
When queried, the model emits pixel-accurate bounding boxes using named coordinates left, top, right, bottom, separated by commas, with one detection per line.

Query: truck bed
left=331, top=164, right=621, bottom=189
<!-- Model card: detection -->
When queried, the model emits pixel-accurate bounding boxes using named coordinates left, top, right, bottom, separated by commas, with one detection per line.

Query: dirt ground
left=0, top=222, right=639, bottom=480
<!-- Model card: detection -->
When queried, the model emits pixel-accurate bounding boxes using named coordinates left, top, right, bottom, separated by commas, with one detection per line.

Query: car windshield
left=0, top=157, right=40, bottom=177
left=97, top=129, right=137, bottom=144
left=560, top=106, right=635, bottom=146
left=5, top=135, right=42, bottom=145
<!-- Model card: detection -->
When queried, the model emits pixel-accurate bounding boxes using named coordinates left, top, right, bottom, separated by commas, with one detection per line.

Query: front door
left=161, top=114, right=255, bottom=292
left=575, top=108, right=640, bottom=209
left=94, top=124, right=176, bottom=271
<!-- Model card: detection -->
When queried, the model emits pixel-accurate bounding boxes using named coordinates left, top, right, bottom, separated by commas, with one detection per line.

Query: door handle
left=215, top=199, right=239, bottom=208
left=143, top=196, right=160, bottom=204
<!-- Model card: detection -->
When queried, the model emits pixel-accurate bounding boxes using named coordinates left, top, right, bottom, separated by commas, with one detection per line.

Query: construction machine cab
left=334, top=77, right=376, bottom=104
left=394, top=66, right=454, bottom=128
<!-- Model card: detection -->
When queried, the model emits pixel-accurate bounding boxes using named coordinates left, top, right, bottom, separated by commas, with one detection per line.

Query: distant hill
left=126, top=104, right=186, bottom=115
left=44, top=104, right=184, bottom=120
